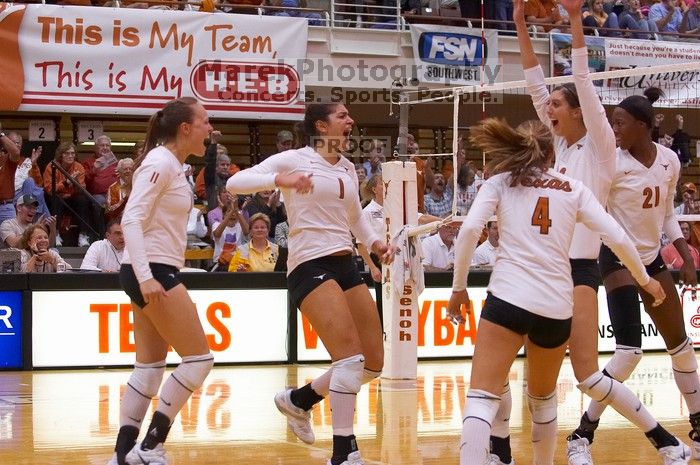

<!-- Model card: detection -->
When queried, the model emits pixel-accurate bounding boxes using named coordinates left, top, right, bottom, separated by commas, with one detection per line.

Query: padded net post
left=382, top=160, right=419, bottom=380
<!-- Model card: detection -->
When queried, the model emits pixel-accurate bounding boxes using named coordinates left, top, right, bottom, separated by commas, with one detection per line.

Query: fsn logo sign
left=417, top=33, right=487, bottom=66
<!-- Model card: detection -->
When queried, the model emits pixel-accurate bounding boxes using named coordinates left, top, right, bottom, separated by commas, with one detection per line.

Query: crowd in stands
left=0, top=107, right=697, bottom=275
left=20, top=0, right=700, bottom=42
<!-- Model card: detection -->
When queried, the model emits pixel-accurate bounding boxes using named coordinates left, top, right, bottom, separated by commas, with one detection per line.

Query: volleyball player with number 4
left=447, top=117, right=667, bottom=465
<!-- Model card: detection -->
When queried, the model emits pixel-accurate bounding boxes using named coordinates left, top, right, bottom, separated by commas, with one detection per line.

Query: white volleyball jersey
left=608, top=143, right=683, bottom=264
left=452, top=170, right=649, bottom=320
left=122, top=146, right=193, bottom=283
left=525, top=47, right=616, bottom=259
left=227, top=146, right=381, bottom=275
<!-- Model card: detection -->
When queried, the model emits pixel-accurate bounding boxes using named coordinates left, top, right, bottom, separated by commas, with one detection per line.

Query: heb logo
left=190, top=61, right=300, bottom=104
left=691, top=313, right=700, bottom=329
left=417, top=32, right=487, bottom=66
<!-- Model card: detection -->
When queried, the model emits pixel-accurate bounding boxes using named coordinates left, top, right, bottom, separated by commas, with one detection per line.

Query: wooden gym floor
left=0, top=354, right=695, bottom=465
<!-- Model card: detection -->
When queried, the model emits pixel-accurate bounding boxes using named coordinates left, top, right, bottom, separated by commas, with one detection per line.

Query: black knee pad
left=606, top=286, right=642, bottom=348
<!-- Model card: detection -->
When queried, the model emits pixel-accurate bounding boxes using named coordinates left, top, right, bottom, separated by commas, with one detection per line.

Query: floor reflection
left=0, top=354, right=692, bottom=464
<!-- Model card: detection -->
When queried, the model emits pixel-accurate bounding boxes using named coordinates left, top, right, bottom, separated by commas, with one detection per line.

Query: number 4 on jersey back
left=532, top=196, right=551, bottom=235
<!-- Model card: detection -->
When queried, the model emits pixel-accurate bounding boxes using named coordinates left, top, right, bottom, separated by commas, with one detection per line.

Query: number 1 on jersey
left=532, top=196, right=552, bottom=235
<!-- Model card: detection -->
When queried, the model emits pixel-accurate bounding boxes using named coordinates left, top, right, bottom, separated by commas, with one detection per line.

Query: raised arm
left=226, top=152, right=311, bottom=195
left=566, top=0, right=617, bottom=167
left=514, top=0, right=551, bottom=128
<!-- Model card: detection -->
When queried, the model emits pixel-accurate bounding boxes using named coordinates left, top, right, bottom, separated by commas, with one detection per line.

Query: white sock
left=669, top=338, right=700, bottom=414
left=528, top=391, right=557, bottom=465
left=492, top=382, right=511, bottom=438
left=120, top=361, right=165, bottom=429
left=157, top=354, right=213, bottom=421
left=461, top=389, right=500, bottom=465
left=330, top=391, right=356, bottom=436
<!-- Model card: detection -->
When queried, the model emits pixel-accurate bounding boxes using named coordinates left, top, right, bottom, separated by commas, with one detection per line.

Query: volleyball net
left=393, top=59, right=700, bottom=220
left=380, top=58, right=700, bottom=379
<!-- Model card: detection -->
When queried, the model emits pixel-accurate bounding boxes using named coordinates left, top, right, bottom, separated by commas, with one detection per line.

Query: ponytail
left=134, top=97, right=198, bottom=170
left=469, top=118, right=552, bottom=186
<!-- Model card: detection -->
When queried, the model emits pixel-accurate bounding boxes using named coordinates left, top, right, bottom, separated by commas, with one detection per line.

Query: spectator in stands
left=583, top=0, right=622, bottom=35
left=450, top=163, right=477, bottom=216
left=680, top=0, right=700, bottom=34
left=652, top=113, right=679, bottom=152
left=524, top=0, right=565, bottom=32
left=245, top=189, right=286, bottom=240
left=207, top=184, right=249, bottom=228
left=267, top=0, right=323, bottom=25
left=195, top=133, right=240, bottom=208
left=0, top=127, right=21, bottom=224
left=186, top=205, right=209, bottom=249
left=494, top=0, right=515, bottom=30
left=211, top=197, right=249, bottom=271
left=670, top=114, right=692, bottom=166
left=649, top=0, right=683, bottom=38
left=421, top=223, right=457, bottom=271
left=275, top=219, right=289, bottom=248
left=80, top=220, right=124, bottom=272
left=471, top=218, right=499, bottom=267
left=20, top=224, right=70, bottom=272
left=8, top=133, right=50, bottom=218
left=82, top=135, right=118, bottom=207
left=400, top=133, right=434, bottom=214
left=183, top=163, right=196, bottom=194
left=424, top=172, right=453, bottom=218
left=106, top=157, right=134, bottom=222
left=355, top=163, right=367, bottom=185
left=229, top=213, right=279, bottom=272
left=458, top=0, right=479, bottom=18
left=675, top=182, right=700, bottom=214
left=619, top=0, right=660, bottom=38
left=363, top=139, right=386, bottom=181
left=662, top=221, right=700, bottom=269
left=43, top=142, right=91, bottom=247
left=0, top=194, right=56, bottom=248
left=357, top=173, right=443, bottom=285
left=276, top=129, right=295, bottom=152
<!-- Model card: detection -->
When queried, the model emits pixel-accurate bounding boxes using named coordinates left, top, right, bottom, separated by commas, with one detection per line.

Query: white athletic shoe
left=124, top=443, right=168, bottom=465
left=691, top=439, right=700, bottom=460
left=326, top=451, right=365, bottom=465
left=658, top=439, right=691, bottom=465
left=567, top=437, right=593, bottom=465
left=274, top=388, right=315, bottom=444
left=486, top=453, right=515, bottom=465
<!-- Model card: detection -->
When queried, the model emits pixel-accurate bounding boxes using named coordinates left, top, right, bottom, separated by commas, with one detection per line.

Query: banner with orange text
left=32, top=290, right=288, bottom=367
left=297, top=286, right=700, bottom=362
left=0, top=3, right=307, bottom=119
